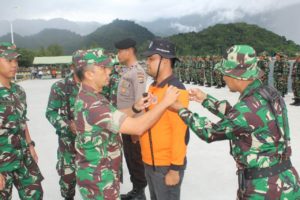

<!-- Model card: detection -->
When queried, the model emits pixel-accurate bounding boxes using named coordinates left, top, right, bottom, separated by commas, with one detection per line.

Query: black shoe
left=121, top=187, right=146, bottom=200
left=290, top=99, right=300, bottom=106
left=65, top=197, right=74, bottom=200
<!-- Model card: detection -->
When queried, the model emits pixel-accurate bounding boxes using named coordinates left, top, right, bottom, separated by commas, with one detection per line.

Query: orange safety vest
left=140, top=76, right=189, bottom=169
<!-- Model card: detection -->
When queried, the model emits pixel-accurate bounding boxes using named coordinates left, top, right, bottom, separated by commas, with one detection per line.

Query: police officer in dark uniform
left=115, top=38, right=148, bottom=200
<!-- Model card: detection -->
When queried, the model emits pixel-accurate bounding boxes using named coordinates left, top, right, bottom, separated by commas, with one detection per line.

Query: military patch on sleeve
left=137, top=72, right=145, bottom=83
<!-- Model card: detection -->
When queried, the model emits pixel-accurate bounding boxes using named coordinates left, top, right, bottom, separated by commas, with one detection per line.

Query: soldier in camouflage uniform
left=0, top=42, right=44, bottom=199
left=290, top=56, right=300, bottom=106
left=196, top=57, right=205, bottom=86
left=204, top=55, right=213, bottom=87
left=213, top=62, right=223, bottom=89
left=273, top=53, right=290, bottom=97
left=257, top=53, right=270, bottom=85
left=73, top=48, right=180, bottom=200
left=171, top=45, right=300, bottom=199
left=179, top=57, right=186, bottom=83
left=102, top=63, right=122, bottom=107
left=184, top=57, right=192, bottom=84
left=46, top=60, right=81, bottom=200
left=190, top=56, right=198, bottom=84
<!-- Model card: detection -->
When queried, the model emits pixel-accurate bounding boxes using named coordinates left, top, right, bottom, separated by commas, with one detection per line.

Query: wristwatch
left=28, top=140, right=35, bottom=147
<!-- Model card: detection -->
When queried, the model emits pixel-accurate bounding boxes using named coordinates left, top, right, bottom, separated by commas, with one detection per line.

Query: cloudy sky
left=2, top=0, right=300, bottom=23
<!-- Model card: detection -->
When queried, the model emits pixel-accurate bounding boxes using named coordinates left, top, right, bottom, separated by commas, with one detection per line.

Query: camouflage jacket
left=274, top=60, right=289, bottom=77
left=292, top=61, right=300, bottom=81
left=178, top=79, right=291, bottom=169
left=45, top=72, right=79, bottom=137
left=0, top=82, right=28, bottom=172
left=74, top=83, right=127, bottom=171
left=102, top=66, right=122, bottom=107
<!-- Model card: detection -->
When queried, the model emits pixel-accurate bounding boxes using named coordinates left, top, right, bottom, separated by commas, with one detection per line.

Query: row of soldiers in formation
left=173, top=53, right=300, bottom=106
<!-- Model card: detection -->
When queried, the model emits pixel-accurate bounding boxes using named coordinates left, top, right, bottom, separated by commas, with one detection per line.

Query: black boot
left=65, top=197, right=74, bottom=200
left=290, top=99, right=300, bottom=106
left=121, top=187, right=146, bottom=200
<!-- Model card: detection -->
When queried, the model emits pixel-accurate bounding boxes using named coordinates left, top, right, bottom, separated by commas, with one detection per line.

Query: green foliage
left=167, top=23, right=300, bottom=56
left=17, top=48, right=35, bottom=67
left=84, top=19, right=155, bottom=51
left=17, top=44, right=64, bottom=67
left=3, top=21, right=300, bottom=66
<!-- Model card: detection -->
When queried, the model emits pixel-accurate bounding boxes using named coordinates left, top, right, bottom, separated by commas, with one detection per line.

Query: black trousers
left=122, top=134, right=147, bottom=189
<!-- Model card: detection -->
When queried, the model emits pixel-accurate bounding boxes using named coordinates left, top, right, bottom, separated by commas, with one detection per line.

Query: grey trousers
left=144, top=164, right=185, bottom=200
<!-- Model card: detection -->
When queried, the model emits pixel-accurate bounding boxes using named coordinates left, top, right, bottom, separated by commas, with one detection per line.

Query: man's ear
left=84, top=69, right=94, bottom=81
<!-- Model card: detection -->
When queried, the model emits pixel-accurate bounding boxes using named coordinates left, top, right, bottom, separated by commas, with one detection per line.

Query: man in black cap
left=114, top=38, right=148, bottom=200
left=139, top=38, right=189, bottom=200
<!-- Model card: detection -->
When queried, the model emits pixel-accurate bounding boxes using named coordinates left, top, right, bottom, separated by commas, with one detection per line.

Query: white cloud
left=170, top=22, right=198, bottom=32
left=1, top=0, right=300, bottom=22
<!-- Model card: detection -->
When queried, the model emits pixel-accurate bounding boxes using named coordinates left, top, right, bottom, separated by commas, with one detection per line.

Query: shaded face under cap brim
left=143, top=50, right=179, bottom=61
left=221, top=67, right=264, bottom=80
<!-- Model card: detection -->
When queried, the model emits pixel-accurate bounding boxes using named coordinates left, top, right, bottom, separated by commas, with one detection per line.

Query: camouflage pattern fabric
left=257, top=57, right=270, bottom=85
left=184, top=60, right=192, bottom=83
left=204, top=58, right=213, bottom=86
left=273, top=60, right=290, bottom=96
left=0, top=42, right=20, bottom=59
left=72, top=48, right=114, bottom=70
left=179, top=60, right=186, bottom=83
left=196, top=58, right=205, bottom=86
left=214, top=62, right=223, bottom=88
left=173, top=61, right=181, bottom=80
left=45, top=72, right=79, bottom=198
left=178, top=79, right=300, bottom=199
left=0, top=82, right=43, bottom=199
left=102, top=65, right=122, bottom=107
left=292, top=59, right=300, bottom=99
left=220, top=45, right=263, bottom=80
left=74, top=83, right=127, bottom=200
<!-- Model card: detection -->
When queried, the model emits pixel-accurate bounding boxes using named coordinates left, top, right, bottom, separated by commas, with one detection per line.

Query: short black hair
left=75, top=67, right=85, bottom=81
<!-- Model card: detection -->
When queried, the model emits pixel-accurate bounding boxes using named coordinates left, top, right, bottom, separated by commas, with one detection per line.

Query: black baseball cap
left=114, top=38, right=136, bottom=49
left=143, top=38, right=179, bottom=60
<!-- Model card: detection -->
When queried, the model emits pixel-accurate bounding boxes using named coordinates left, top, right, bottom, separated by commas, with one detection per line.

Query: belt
left=244, top=158, right=292, bottom=180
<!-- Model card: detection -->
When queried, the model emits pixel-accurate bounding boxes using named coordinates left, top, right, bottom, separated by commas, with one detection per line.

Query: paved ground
left=10, top=78, right=300, bottom=200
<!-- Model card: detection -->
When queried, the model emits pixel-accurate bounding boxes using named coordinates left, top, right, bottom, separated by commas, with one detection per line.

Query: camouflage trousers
left=76, top=154, right=122, bottom=200
left=292, top=80, right=300, bottom=99
left=274, top=78, right=288, bottom=96
left=57, top=134, right=77, bottom=199
left=237, top=167, right=300, bottom=200
left=0, top=148, right=44, bottom=200
left=205, top=69, right=212, bottom=85
left=214, top=71, right=223, bottom=87
left=196, top=69, right=205, bottom=85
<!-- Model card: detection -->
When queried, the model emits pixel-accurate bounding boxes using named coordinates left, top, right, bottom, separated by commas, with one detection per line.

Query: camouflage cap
left=72, top=48, right=114, bottom=69
left=0, top=42, right=20, bottom=59
left=219, top=45, right=263, bottom=80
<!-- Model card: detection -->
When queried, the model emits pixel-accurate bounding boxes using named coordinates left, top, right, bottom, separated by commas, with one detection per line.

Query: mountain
left=0, top=20, right=155, bottom=54
left=0, top=18, right=101, bottom=36
left=0, top=29, right=83, bottom=54
left=139, top=3, right=300, bottom=45
left=84, top=19, right=155, bottom=51
left=167, top=23, right=300, bottom=56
